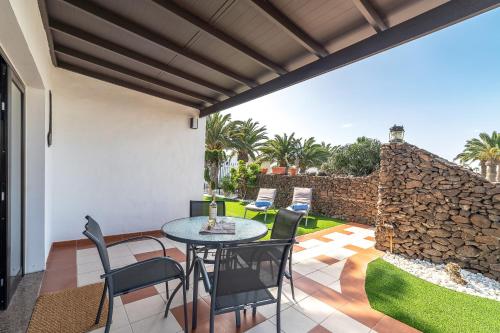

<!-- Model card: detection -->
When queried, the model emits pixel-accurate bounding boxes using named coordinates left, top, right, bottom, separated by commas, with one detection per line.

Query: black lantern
left=389, top=125, right=404, bottom=143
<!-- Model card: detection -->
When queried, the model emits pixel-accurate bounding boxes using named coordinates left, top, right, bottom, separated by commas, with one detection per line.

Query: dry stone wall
left=376, top=143, right=500, bottom=280
left=250, top=173, right=379, bottom=224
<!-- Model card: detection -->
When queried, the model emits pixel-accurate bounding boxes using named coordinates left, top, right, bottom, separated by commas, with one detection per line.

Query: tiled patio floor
left=41, top=223, right=420, bottom=333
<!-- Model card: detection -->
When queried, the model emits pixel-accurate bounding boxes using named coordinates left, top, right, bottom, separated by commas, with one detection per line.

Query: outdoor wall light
left=190, top=116, right=198, bottom=129
left=389, top=125, right=405, bottom=143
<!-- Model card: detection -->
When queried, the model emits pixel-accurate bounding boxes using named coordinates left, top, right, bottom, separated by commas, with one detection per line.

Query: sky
left=222, top=7, right=500, bottom=162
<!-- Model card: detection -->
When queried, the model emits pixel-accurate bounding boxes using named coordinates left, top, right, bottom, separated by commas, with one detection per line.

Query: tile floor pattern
left=41, top=224, right=420, bottom=333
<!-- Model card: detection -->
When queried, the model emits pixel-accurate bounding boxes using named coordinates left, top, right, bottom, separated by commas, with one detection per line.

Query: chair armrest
left=107, top=236, right=166, bottom=256
left=194, top=257, right=212, bottom=293
left=101, top=256, right=183, bottom=279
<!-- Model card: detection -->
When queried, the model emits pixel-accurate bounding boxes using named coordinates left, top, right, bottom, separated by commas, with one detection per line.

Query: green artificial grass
left=203, top=195, right=344, bottom=239
left=365, top=258, right=500, bottom=333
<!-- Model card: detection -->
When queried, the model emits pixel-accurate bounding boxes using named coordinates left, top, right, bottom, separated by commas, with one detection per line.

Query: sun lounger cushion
left=255, top=201, right=272, bottom=208
left=292, top=203, right=309, bottom=211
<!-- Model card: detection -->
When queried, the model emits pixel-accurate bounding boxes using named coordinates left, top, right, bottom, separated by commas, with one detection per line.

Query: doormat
left=27, top=283, right=108, bottom=333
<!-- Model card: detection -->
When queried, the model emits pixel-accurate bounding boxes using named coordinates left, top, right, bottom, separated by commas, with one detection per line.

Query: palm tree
left=260, top=133, right=298, bottom=169
left=295, top=137, right=331, bottom=173
left=232, top=119, right=268, bottom=162
left=205, top=113, right=236, bottom=192
left=455, top=131, right=500, bottom=182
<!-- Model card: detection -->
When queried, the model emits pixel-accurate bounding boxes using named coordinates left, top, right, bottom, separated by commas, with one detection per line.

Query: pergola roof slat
left=151, top=0, right=287, bottom=76
left=38, top=0, right=500, bottom=114
left=54, top=44, right=218, bottom=105
left=62, top=0, right=257, bottom=88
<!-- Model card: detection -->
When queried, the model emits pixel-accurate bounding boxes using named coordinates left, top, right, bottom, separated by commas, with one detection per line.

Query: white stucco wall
left=50, top=69, right=205, bottom=241
left=1, top=0, right=206, bottom=271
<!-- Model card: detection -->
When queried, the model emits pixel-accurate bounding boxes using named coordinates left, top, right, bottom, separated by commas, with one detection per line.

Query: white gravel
left=383, top=253, right=500, bottom=302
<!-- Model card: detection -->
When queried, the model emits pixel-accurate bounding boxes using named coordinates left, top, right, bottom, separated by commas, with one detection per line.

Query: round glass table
left=161, top=216, right=268, bottom=245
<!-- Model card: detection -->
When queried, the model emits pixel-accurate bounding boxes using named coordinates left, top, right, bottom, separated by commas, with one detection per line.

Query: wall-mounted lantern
left=190, top=116, right=198, bottom=129
left=389, top=125, right=405, bottom=143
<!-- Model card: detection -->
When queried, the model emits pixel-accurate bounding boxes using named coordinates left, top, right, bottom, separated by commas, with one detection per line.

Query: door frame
left=0, top=51, right=26, bottom=310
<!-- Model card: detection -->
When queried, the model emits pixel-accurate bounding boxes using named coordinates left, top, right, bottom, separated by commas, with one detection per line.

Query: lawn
left=203, top=195, right=345, bottom=240
left=365, top=258, right=500, bottom=333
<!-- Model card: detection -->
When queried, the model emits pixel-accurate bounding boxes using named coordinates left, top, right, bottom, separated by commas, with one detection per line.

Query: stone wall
left=250, top=173, right=379, bottom=224
left=376, top=143, right=500, bottom=280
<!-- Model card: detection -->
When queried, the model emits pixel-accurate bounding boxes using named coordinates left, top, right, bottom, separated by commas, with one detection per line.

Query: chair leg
left=244, top=208, right=247, bottom=219
left=252, top=306, right=257, bottom=316
left=209, top=306, right=215, bottom=333
left=104, top=283, right=114, bottom=333
left=95, top=279, right=107, bottom=325
left=264, top=210, right=267, bottom=222
left=165, top=281, right=170, bottom=300
left=235, top=310, right=241, bottom=327
left=164, top=282, right=182, bottom=318
left=276, top=299, right=281, bottom=333
left=289, top=252, right=296, bottom=301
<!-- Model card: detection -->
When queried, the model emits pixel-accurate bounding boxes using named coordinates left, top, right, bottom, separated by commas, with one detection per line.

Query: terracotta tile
left=171, top=299, right=212, bottom=331
left=365, top=236, right=376, bottom=241
left=104, top=235, right=124, bottom=244
left=372, top=315, right=422, bottom=333
left=308, top=325, right=332, bottom=333
left=121, top=285, right=159, bottom=304
left=52, top=240, right=76, bottom=249
left=315, top=255, right=340, bottom=266
left=142, top=230, right=163, bottom=237
left=165, top=247, right=187, bottom=262
left=335, top=229, right=354, bottom=235
left=293, top=244, right=306, bottom=252
left=195, top=309, right=266, bottom=333
left=122, top=232, right=143, bottom=240
left=347, top=222, right=372, bottom=229
left=76, top=238, right=95, bottom=249
left=135, top=250, right=164, bottom=262
left=344, top=244, right=364, bottom=252
left=337, top=300, right=384, bottom=329
left=46, top=247, right=77, bottom=271
left=40, top=269, right=77, bottom=294
left=316, top=236, right=333, bottom=243
left=339, top=258, right=368, bottom=303
left=311, top=286, right=352, bottom=310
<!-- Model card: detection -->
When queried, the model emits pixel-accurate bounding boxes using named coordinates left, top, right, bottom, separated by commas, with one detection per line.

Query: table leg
left=192, top=259, right=199, bottom=329
left=186, top=243, right=191, bottom=290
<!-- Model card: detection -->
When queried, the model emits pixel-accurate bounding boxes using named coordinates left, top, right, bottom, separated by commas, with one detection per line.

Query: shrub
left=230, top=160, right=260, bottom=199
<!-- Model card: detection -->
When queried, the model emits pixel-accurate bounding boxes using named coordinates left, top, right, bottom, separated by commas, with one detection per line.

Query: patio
left=40, top=222, right=416, bottom=333
left=1, top=0, right=499, bottom=332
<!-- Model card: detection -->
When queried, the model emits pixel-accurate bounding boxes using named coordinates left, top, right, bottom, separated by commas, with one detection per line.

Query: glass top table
left=161, top=216, right=268, bottom=245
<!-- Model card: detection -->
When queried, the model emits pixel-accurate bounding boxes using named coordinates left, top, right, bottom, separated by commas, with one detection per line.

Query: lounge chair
left=286, top=187, right=312, bottom=226
left=244, top=188, right=276, bottom=222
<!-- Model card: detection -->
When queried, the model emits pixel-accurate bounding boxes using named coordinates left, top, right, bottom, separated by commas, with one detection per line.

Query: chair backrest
left=83, top=215, right=111, bottom=273
left=292, top=187, right=312, bottom=205
left=190, top=200, right=226, bottom=217
left=212, top=240, right=292, bottom=300
left=270, top=209, right=303, bottom=240
left=256, top=188, right=276, bottom=203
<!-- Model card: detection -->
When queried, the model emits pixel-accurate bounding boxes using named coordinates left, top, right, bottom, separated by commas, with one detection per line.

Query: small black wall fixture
left=190, top=116, right=198, bottom=129
left=47, top=90, right=52, bottom=147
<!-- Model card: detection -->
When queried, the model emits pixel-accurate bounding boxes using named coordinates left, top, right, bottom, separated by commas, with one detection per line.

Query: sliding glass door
left=0, top=54, right=24, bottom=310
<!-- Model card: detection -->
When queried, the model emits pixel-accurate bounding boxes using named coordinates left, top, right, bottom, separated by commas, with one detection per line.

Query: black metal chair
left=83, top=216, right=188, bottom=333
left=269, top=209, right=304, bottom=300
left=185, top=200, right=226, bottom=289
left=192, top=239, right=294, bottom=333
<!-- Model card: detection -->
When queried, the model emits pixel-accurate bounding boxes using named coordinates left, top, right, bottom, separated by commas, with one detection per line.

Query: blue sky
left=223, top=7, right=500, bottom=162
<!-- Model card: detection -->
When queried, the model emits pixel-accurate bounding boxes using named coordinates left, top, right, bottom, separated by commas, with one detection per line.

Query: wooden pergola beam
left=248, top=0, right=329, bottom=58
left=59, top=61, right=201, bottom=109
left=49, top=20, right=234, bottom=97
left=352, top=0, right=388, bottom=33
left=201, top=0, right=500, bottom=116
left=151, top=0, right=287, bottom=75
left=55, top=45, right=218, bottom=105
left=62, top=0, right=257, bottom=88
